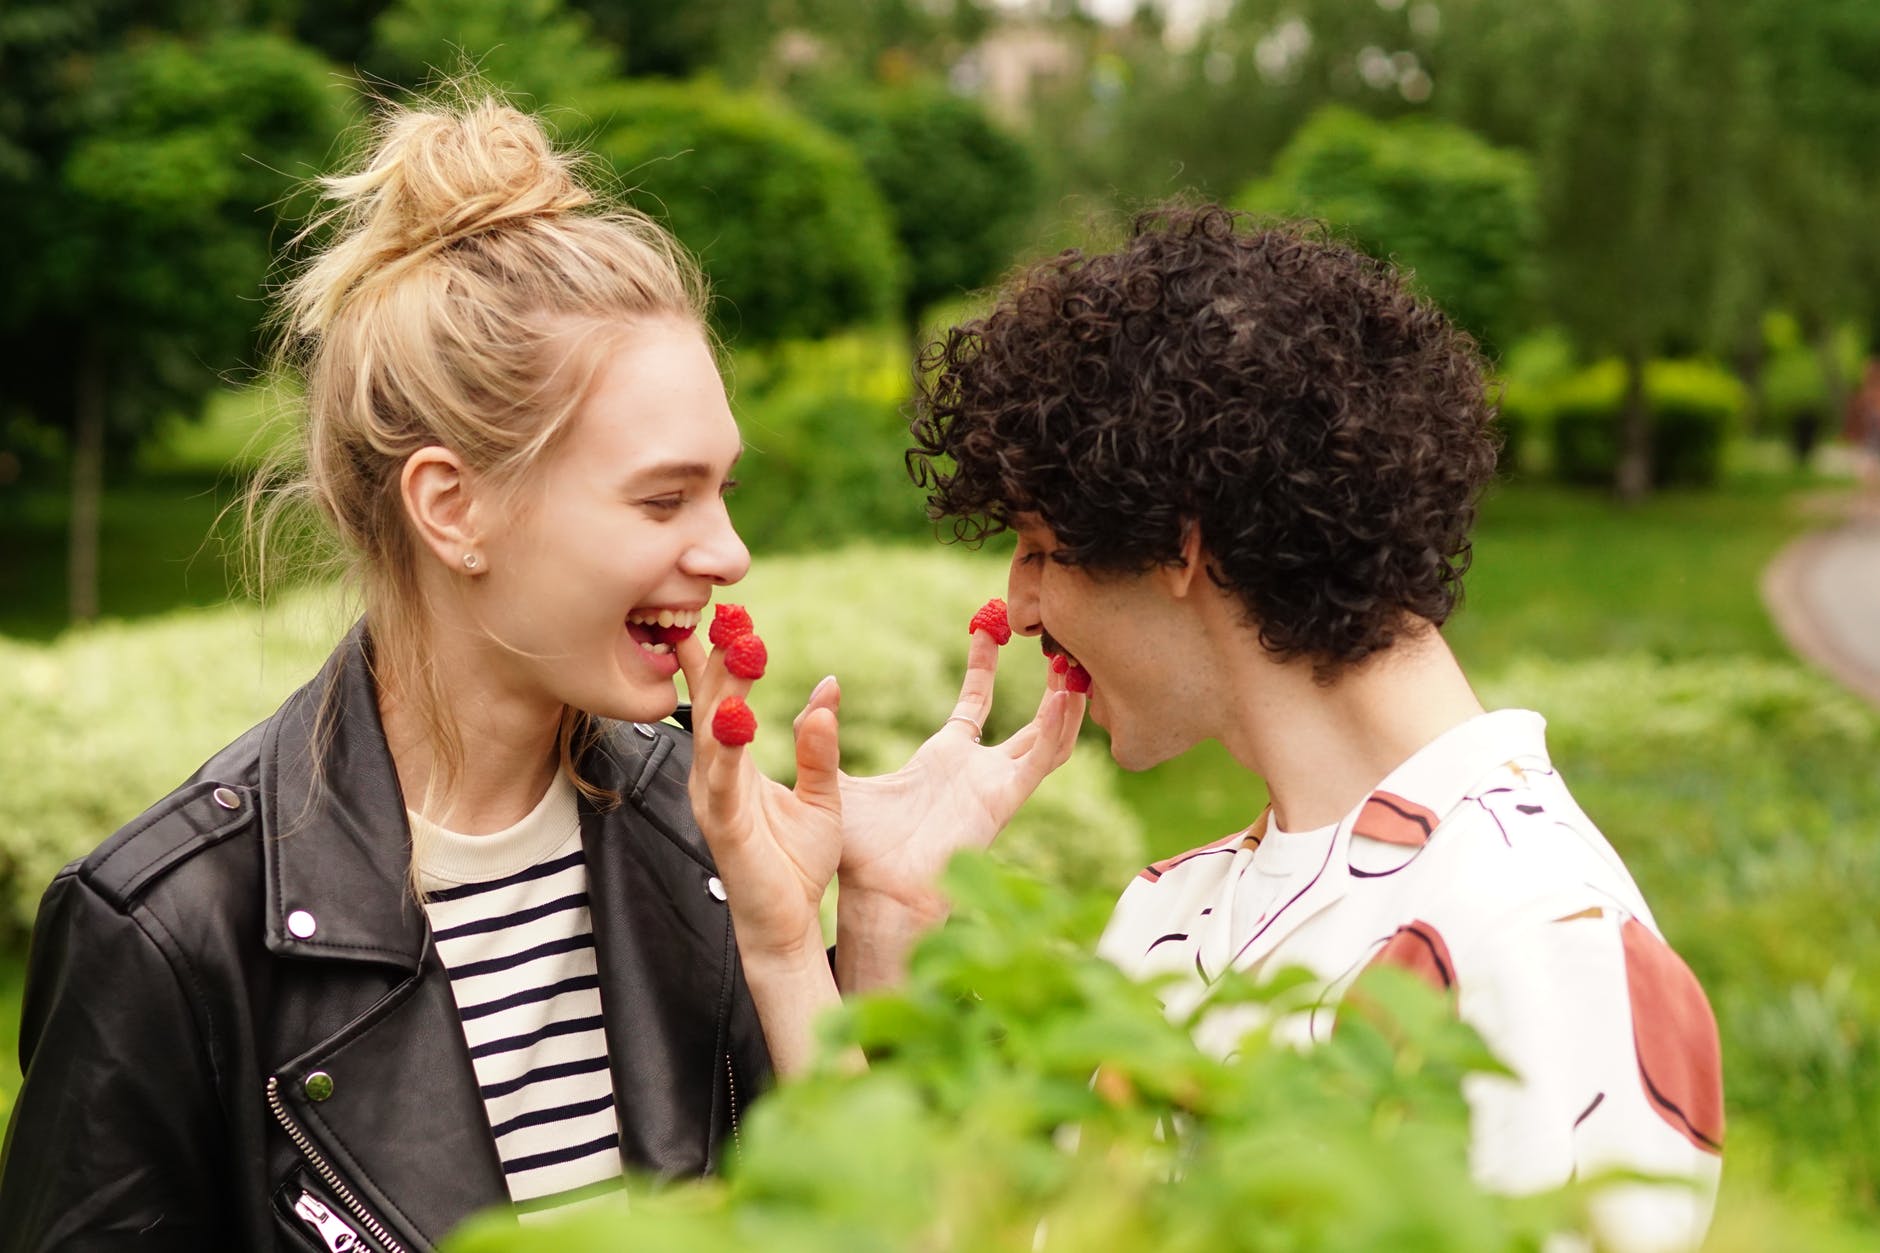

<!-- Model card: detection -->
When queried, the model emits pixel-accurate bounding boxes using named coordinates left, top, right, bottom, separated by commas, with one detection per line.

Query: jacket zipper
left=268, top=1075, right=410, bottom=1253
left=293, top=1188, right=370, bottom=1251
left=724, top=1052, right=743, bottom=1160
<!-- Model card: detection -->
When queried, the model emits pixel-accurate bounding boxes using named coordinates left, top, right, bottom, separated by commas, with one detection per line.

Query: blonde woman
left=0, top=98, right=1082, bottom=1251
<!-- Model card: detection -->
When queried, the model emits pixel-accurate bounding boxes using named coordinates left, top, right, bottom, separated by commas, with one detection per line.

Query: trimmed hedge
left=578, top=80, right=905, bottom=345
left=0, top=548, right=1142, bottom=942
left=1548, top=359, right=1744, bottom=488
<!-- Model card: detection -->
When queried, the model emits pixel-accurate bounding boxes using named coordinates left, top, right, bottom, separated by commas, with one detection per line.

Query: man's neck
left=1219, top=626, right=1485, bottom=833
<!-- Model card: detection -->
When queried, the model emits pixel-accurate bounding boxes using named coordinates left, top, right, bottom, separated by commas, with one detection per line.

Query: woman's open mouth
left=626, top=607, right=699, bottom=658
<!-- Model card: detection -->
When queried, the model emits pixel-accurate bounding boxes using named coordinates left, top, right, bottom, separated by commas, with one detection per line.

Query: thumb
left=792, top=705, right=842, bottom=813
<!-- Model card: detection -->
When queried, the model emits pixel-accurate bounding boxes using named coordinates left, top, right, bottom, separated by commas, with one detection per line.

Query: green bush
left=727, top=333, right=934, bottom=553
left=1479, top=653, right=1880, bottom=1209
left=367, top=0, right=620, bottom=102
left=1548, top=359, right=1744, bottom=488
left=797, top=82, right=1041, bottom=326
left=1237, top=106, right=1539, bottom=353
left=0, top=546, right=1141, bottom=940
left=450, top=856, right=1576, bottom=1253
left=578, top=80, right=905, bottom=345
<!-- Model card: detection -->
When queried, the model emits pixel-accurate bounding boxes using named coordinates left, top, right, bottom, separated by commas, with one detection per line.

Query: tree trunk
left=68, top=335, right=105, bottom=624
left=1615, top=346, right=1652, bottom=503
left=1814, top=321, right=1849, bottom=441
left=1734, top=327, right=1766, bottom=439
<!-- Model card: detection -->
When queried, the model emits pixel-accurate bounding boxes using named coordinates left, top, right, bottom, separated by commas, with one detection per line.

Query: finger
left=946, top=629, right=1003, bottom=732
left=1012, top=691, right=1086, bottom=788
left=792, top=705, right=842, bottom=814
left=791, top=675, right=841, bottom=736
left=677, top=632, right=710, bottom=713
left=701, top=714, right=753, bottom=834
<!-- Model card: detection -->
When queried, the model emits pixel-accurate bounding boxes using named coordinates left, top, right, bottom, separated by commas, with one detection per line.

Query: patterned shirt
left=415, top=775, right=624, bottom=1219
left=1099, top=710, right=1722, bottom=1253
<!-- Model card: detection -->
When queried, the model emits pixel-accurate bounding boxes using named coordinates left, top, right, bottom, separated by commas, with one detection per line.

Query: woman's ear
left=400, top=446, right=486, bottom=574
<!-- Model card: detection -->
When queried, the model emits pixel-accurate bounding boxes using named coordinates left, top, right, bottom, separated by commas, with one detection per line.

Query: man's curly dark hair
left=907, top=204, right=1500, bottom=675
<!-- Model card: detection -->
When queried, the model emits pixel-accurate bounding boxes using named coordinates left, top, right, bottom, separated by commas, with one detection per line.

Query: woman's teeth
left=627, top=608, right=700, bottom=630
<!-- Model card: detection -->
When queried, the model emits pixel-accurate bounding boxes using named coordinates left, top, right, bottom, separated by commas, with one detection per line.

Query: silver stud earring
left=462, top=552, right=480, bottom=571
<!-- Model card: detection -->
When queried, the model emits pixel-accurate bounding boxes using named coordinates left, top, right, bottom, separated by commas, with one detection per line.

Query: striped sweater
left=414, top=774, right=623, bottom=1218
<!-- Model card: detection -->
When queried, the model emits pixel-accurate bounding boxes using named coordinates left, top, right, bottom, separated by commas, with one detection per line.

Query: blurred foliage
left=0, top=544, right=1145, bottom=941
left=367, top=0, right=620, bottom=102
left=1237, top=105, right=1536, bottom=352
left=1543, top=359, right=1744, bottom=489
left=728, top=332, right=932, bottom=551
left=449, top=854, right=1580, bottom=1253
left=577, top=79, right=905, bottom=345
left=1480, top=654, right=1880, bottom=1211
left=0, top=29, right=348, bottom=449
left=796, top=80, right=1041, bottom=328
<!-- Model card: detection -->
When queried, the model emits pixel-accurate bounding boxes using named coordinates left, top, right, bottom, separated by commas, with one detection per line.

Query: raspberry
left=968, top=598, right=1012, bottom=645
left=711, top=695, right=757, bottom=746
left=1049, top=652, right=1070, bottom=675
left=724, top=632, right=767, bottom=680
left=709, top=603, right=753, bottom=648
left=1065, top=663, right=1092, bottom=694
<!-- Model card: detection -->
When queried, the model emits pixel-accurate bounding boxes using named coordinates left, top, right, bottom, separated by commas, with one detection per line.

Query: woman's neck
left=376, top=639, right=564, bottom=836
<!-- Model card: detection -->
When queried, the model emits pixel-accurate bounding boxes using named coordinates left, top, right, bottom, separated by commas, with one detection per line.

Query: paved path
left=1763, top=517, right=1880, bottom=708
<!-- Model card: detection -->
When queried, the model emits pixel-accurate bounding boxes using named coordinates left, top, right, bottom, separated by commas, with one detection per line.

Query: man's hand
left=804, top=628, right=1086, bottom=991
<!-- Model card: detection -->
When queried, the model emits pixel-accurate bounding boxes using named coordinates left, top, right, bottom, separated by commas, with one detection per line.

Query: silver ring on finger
left=944, top=714, right=983, bottom=743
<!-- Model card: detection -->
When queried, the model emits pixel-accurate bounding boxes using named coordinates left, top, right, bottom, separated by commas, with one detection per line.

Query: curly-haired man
left=909, top=206, right=1721, bottom=1251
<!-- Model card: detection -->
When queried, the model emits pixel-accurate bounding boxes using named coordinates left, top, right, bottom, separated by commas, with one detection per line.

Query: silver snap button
left=287, top=909, right=318, bottom=938
left=706, top=876, right=726, bottom=902
left=212, top=786, right=240, bottom=810
left=303, top=1071, right=334, bottom=1102
left=632, top=722, right=657, bottom=739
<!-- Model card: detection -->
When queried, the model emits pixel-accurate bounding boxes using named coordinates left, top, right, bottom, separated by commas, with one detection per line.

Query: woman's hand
left=805, top=629, right=1086, bottom=990
left=679, top=627, right=846, bottom=1074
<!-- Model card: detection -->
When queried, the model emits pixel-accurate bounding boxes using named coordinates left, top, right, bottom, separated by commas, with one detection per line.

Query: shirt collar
left=1348, top=709, right=1551, bottom=848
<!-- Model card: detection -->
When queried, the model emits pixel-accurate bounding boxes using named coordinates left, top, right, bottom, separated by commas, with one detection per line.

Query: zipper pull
left=294, top=1189, right=369, bottom=1251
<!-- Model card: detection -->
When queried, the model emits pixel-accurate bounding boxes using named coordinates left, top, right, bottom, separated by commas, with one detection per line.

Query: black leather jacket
left=0, top=630, right=771, bottom=1251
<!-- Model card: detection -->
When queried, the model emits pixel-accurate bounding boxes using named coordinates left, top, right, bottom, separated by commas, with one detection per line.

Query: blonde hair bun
left=290, top=97, right=598, bottom=335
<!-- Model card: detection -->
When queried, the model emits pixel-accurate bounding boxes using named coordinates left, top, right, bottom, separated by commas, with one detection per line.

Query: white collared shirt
left=1099, top=710, right=1722, bottom=1253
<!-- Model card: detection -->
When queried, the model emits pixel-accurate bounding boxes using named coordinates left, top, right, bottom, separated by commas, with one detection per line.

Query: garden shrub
left=1480, top=653, right=1880, bottom=1209
left=450, top=854, right=1580, bottom=1252
left=1548, top=359, right=1744, bottom=488
left=796, top=81, right=1041, bottom=327
left=0, top=546, right=1142, bottom=940
left=1237, top=105, right=1539, bottom=353
left=577, top=80, right=905, bottom=345
left=727, top=332, right=934, bottom=553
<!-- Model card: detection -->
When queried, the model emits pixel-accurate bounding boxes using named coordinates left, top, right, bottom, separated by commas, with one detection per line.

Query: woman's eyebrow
left=623, top=448, right=744, bottom=488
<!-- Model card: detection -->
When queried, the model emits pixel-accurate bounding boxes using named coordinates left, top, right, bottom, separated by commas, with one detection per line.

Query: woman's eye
left=720, top=478, right=740, bottom=497
left=641, top=495, right=685, bottom=513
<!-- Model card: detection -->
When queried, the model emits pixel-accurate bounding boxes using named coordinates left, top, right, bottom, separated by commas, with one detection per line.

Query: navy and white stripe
left=414, top=777, right=622, bottom=1217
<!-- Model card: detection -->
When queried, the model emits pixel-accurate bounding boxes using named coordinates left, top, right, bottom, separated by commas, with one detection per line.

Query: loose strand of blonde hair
left=249, top=86, right=706, bottom=893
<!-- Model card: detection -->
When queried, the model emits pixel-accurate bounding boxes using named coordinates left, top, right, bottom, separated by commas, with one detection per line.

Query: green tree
left=0, top=31, right=348, bottom=621
left=798, top=82, right=1040, bottom=332
left=1237, top=105, right=1536, bottom=352
left=577, top=80, right=905, bottom=345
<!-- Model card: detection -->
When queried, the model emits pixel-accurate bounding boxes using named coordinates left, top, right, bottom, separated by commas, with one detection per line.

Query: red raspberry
left=709, top=603, right=753, bottom=648
left=711, top=695, right=757, bottom=746
left=1049, top=652, right=1070, bottom=675
left=724, top=633, right=767, bottom=680
left=968, top=597, right=1012, bottom=645
left=1065, top=663, right=1092, bottom=694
